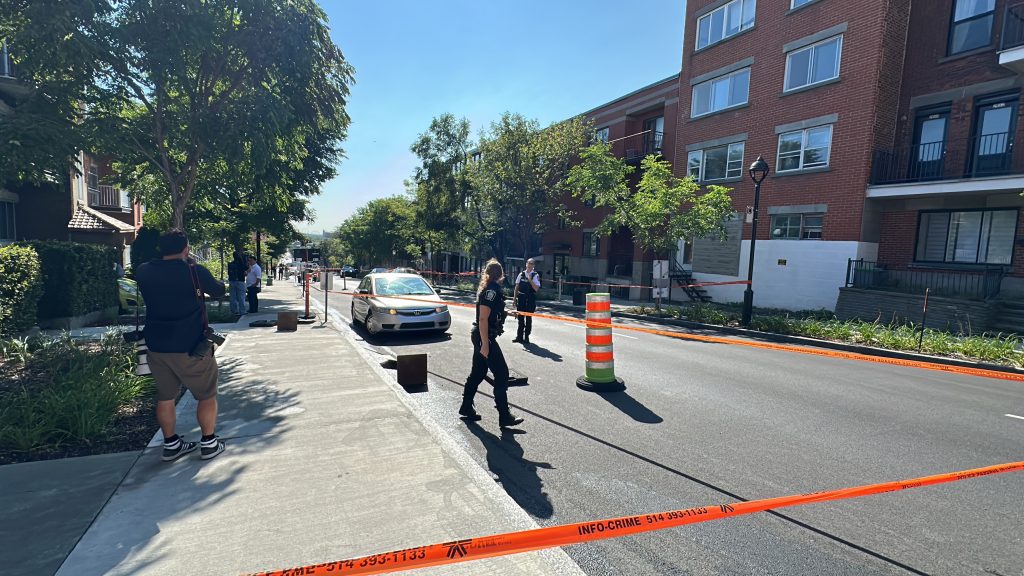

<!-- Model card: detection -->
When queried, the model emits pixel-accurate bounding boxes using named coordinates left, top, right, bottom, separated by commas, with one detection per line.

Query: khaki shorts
left=148, top=351, right=219, bottom=402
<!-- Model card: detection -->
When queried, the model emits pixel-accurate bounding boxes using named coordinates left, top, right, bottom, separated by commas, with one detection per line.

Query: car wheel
left=366, top=310, right=381, bottom=336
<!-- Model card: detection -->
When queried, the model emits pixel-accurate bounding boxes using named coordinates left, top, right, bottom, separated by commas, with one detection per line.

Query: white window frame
left=770, top=213, right=823, bottom=240
left=915, top=209, right=1017, bottom=264
left=691, top=68, right=750, bottom=118
left=582, top=231, right=600, bottom=257
left=595, top=127, right=609, bottom=144
left=696, top=0, right=756, bottom=51
left=687, top=141, right=745, bottom=182
left=784, top=35, right=843, bottom=92
left=790, top=0, right=816, bottom=8
left=776, top=124, right=833, bottom=172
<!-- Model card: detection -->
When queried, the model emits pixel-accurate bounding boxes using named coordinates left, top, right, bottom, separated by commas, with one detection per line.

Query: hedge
left=0, top=244, right=44, bottom=337
left=20, top=241, right=118, bottom=320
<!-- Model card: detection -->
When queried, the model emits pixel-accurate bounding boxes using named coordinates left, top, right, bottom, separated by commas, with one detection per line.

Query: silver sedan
left=350, top=273, right=451, bottom=336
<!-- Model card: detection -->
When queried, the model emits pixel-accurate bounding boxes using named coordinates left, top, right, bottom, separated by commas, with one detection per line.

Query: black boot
left=498, top=411, right=524, bottom=428
left=459, top=401, right=482, bottom=421
left=512, top=332, right=523, bottom=343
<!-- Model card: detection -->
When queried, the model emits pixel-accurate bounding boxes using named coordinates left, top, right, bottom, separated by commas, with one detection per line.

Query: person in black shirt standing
left=459, top=258, right=524, bottom=428
left=512, top=258, right=540, bottom=345
left=136, top=231, right=228, bottom=462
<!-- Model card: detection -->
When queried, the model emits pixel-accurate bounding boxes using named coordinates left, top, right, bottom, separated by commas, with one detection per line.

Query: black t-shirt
left=474, top=281, right=505, bottom=337
left=136, top=259, right=227, bottom=353
left=227, top=258, right=247, bottom=282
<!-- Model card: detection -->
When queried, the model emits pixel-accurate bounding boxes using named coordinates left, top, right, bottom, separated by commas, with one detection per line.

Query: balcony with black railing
left=617, top=130, right=664, bottom=165
left=1000, top=2, right=1024, bottom=71
left=870, top=132, right=1021, bottom=186
left=845, top=259, right=1004, bottom=300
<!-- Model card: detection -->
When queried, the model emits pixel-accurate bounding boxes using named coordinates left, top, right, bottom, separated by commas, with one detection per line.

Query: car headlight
left=435, top=306, right=448, bottom=313
left=388, top=308, right=398, bottom=315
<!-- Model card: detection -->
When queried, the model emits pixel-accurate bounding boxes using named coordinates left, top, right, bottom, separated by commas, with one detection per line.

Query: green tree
left=337, top=197, right=421, bottom=268
left=409, top=114, right=473, bottom=250
left=468, top=113, right=592, bottom=263
left=4, top=0, right=354, bottom=229
left=568, top=145, right=735, bottom=305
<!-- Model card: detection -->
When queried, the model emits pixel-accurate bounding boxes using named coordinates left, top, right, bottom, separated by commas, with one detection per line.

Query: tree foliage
left=3, top=0, right=354, bottom=230
left=336, top=196, right=421, bottom=268
left=568, top=144, right=735, bottom=258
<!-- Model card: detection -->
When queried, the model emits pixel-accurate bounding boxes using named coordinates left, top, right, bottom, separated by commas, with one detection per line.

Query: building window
left=785, top=35, right=842, bottom=92
left=558, top=215, right=567, bottom=230
left=771, top=214, right=823, bottom=240
left=687, top=142, right=745, bottom=181
left=949, top=0, right=994, bottom=55
left=777, top=124, right=832, bottom=172
left=595, top=127, right=609, bottom=144
left=0, top=200, right=15, bottom=241
left=583, top=232, right=600, bottom=257
left=0, top=40, right=13, bottom=78
left=791, top=0, right=816, bottom=8
left=691, top=68, right=750, bottom=118
left=696, top=0, right=756, bottom=50
left=916, top=209, right=1016, bottom=264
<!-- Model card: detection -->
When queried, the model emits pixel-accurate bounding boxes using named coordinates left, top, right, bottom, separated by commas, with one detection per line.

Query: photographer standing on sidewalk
left=245, top=255, right=262, bottom=313
left=512, top=258, right=541, bottom=345
left=136, top=230, right=227, bottom=462
left=459, top=258, right=524, bottom=428
left=227, top=250, right=247, bottom=316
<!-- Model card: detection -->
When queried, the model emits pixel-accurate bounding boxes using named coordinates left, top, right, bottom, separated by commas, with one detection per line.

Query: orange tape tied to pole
left=244, top=461, right=1024, bottom=576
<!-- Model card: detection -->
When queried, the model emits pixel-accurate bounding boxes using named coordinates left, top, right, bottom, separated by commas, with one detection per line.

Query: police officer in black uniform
left=512, top=258, right=540, bottom=345
left=459, top=258, right=524, bottom=428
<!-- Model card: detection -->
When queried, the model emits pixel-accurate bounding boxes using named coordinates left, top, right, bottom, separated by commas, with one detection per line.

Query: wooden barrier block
left=397, top=353, right=428, bottom=387
left=277, top=311, right=299, bottom=332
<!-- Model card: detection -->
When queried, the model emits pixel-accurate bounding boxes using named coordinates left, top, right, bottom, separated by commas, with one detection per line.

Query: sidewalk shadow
left=464, top=422, right=554, bottom=519
left=70, top=356, right=297, bottom=575
left=594, top=390, right=663, bottom=424
left=521, top=342, right=563, bottom=362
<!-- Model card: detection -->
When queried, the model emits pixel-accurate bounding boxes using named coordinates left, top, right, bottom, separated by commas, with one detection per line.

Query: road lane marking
left=613, top=332, right=638, bottom=340
left=1006, top=414, right=1024, bottom=421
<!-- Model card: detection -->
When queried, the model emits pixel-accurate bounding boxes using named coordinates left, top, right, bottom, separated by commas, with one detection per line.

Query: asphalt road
left=317, top=282, right=1024, bottom=576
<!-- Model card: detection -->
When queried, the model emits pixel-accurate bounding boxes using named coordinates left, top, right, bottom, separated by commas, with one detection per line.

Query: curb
left=435, top=284, right=1024, bottom=376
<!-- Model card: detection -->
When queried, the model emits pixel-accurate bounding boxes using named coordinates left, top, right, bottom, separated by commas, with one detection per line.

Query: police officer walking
left=512, top=258, right=541, bottom=345
left=459, top=258, right=524, bottom=428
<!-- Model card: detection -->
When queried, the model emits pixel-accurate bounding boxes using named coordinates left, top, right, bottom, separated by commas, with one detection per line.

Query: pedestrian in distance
left=135, top=230, right=227, bottom=462
left=459, top=258, right=524, bottom=428
left=512, top=257, right=541, bottom=345
left=227, top=250, right=247, bottom=316
left=245, top=255, right=262, bottom=313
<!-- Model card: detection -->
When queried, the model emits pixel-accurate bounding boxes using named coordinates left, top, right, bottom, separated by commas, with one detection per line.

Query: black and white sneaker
left=162, top=438, right=198, bottom=462
left=200, top=436, right=225, bottom=460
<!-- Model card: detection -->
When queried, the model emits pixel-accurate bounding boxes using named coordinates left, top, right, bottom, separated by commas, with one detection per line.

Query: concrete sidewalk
left=54, top=281, right=582, bottom=575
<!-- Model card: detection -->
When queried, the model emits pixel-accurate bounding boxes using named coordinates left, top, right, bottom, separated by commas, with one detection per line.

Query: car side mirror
left=358, top=289, right=369, bottom=295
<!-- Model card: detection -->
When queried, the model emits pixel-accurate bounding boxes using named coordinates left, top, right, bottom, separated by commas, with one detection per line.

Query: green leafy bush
left=0, top=332, right=148, bottom=452
left=684, top=303, right=734, bottom=325
left=20, top=241, right=118, bottom=320
left=0, top=245, right=44, bottom=337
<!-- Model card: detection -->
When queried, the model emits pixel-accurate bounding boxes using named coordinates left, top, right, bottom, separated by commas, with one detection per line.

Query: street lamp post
left=742, top=156, right=770, bottom=327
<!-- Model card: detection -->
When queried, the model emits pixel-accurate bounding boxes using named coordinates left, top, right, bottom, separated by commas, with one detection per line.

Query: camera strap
left=188, top=264, right=210, bottom=331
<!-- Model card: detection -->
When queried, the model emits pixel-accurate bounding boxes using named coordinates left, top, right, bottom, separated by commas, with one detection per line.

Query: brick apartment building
left=673, top=0, right=1024, bottom=330
left=0, top=40, right=141, bottom=265
left=539, top=74, right=680, bottom=299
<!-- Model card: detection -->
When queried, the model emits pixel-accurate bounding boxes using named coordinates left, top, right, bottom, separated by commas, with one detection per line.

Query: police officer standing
left=459, top=258, right=524, bottom=428
left=512, top=258, right=541, bottom=345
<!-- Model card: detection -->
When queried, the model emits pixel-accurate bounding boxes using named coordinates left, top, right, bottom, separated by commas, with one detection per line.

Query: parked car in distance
left=118, top=278, right=144, bottom=313
left=350, top=273, right=451, bottom=336
left=369, top=267, right=390, bottom=274
left=340, top=264, right=357, bottom=277
left=391, top=267, right=419, bottom=275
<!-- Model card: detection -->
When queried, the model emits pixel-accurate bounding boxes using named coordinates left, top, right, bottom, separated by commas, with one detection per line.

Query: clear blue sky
left=306, top=0, right=686, bottom=234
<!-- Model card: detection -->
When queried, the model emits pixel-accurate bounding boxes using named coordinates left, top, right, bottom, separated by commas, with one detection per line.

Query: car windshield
left=373, top=277, right=435, bottom=296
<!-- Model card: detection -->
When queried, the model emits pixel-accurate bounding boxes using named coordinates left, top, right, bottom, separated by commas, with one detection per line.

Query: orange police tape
left=243, top=460, right=1024, bottom=576
left=332, top=289, right=1024, bottom=383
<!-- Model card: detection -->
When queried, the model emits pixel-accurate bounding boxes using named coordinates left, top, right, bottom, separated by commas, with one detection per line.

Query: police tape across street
left=313, top=278, right=1024, bottom=384
left=242, top=460, right=1024, bottom=576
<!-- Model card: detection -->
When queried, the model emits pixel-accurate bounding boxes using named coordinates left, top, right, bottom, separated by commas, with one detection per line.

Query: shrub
left=20, top=241, right=118, bottom=320
left=0, top=245, right=44, bottom=337
left=750, top=315, right=795, bottom=334
left=684, top=303, right=733, bottom=325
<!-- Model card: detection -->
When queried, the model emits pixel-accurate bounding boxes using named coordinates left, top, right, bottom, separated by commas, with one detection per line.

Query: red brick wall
left=676, top=0, right=910, bottom=243
left=877, top=210, right=917, bottom=268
